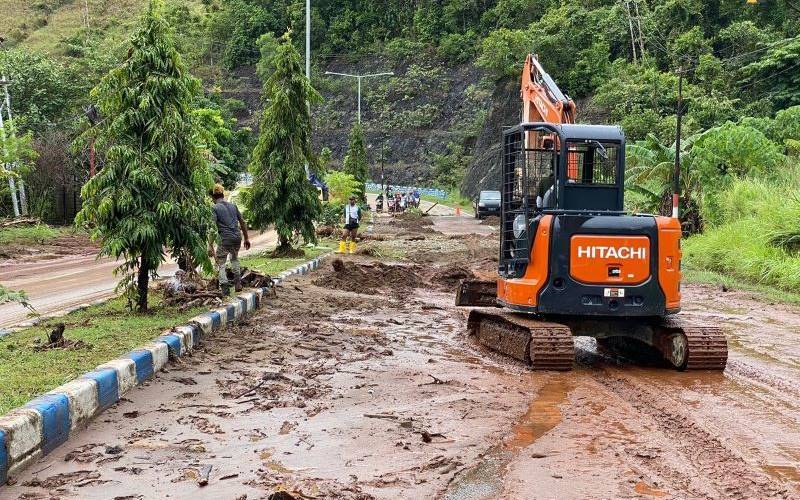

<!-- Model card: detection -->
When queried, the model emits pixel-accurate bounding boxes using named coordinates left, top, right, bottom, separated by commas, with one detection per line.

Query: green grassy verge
left=683, top=266, right=800, bottom=305
left=0, top=297, right=207, bottom=414
left=0, top=224, right=64, bottom=246
left=0, top=245, right=330, bottom=415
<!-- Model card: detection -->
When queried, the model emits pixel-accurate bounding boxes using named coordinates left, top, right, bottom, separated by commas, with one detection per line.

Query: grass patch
left=0, top=224, right=64, bottom=245
left=240, top=244, right=331, bottom=276
left=0, top=296, right=207, bottom=414
left=0, top=246, right=330, bottom=415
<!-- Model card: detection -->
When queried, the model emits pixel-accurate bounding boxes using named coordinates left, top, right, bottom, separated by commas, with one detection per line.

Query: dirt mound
left=429, top=265, right=476, bottom=289
left=313, top=258, right=421, bottom=294
left=480, top=215, right=501, bottom=226
left=386, top=212, right=437, bottom=233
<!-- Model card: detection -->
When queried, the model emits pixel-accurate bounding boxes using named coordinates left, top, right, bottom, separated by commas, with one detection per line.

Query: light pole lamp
left=325, top=71, right=394, bottom=124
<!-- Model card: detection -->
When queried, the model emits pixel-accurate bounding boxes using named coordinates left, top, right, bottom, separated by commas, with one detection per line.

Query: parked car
left=474, top=190, right=501, bottom=219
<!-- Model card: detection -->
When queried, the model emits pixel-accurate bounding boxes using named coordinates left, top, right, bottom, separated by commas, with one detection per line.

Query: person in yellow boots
left=339, top=195, right=362, bottom=254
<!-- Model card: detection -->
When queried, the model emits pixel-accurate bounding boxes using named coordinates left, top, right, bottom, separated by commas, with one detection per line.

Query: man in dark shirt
left=209, top=184, right=250, bottom=295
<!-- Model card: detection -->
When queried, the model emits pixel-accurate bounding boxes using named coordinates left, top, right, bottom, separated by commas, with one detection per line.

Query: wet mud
left=4, top=213, right=800, bottom=499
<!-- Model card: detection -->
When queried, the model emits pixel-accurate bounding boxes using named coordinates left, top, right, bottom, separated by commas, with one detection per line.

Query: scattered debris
left=34, top=323, right=90, bottom=351
left=105, top=445, right=124, bottom=455
left=198, top=464, right=213, bottom=486
left=480, top=215, right=500, bottom=226
left=364, top=413, right=399, bottom=420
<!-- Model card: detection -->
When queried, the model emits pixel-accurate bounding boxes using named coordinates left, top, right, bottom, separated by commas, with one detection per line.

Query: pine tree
left=342, top=121, right=368, bottom=202
left=245, top=31, right=322, bottom=254
left=76, top=0, right=213, bottom=312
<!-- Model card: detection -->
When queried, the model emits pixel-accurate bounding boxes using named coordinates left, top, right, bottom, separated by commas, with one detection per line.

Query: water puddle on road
left=762, top=464, right=800, bottom=493
left=443, top=379, right=573, bottom=500
left=634, top=480, right=667, bottom=497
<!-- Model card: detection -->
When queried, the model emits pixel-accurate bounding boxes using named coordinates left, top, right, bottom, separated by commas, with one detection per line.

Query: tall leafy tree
left=342, top=122, right=368, bottom=202
left=76, top=0, right=214, bottom=312
left=244, top=31, right=322, bottom=254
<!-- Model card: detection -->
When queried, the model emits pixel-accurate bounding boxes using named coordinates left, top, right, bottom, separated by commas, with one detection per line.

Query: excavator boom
left=521, top=54, right=576, bottom=124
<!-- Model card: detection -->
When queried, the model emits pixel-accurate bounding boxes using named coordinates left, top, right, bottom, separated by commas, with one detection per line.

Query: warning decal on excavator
left=603, top=288, right=626, bottom=298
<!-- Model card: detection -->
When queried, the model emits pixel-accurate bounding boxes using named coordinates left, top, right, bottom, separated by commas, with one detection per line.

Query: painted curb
left=0, top=254, right=327, bottom=486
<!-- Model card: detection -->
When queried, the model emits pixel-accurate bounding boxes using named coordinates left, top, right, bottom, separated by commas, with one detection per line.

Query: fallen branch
left=364, top=413, right=399, bottom=420
left=420, top=374, right=447, bottom=386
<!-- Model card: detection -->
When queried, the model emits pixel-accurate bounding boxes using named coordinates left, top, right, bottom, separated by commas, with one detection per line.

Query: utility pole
left=0, top=36, right=27, bottom=217
left=624, top=0, right=638, bottom=63
left=673, top=67, right=684, bottom=220
left=83, top=0, right=90, bottom=29
left=0, top=82, right=19, bottom=218
left=0, top=76, right=27, bottom=216
left=305, top=0, right=311, bottom=80
left=325, top=71, right=394, bottom=123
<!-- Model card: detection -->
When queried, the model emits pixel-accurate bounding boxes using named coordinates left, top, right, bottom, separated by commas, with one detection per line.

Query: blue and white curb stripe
left=0, top=254, right=326, bottom=486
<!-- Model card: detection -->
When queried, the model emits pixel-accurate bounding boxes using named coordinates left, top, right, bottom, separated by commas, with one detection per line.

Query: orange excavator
left=456, top=54, right=728, bottom=371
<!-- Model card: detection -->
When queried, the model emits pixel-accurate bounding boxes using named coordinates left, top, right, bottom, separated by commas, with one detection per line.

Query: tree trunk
left=137, top=261, right=150, bottom=312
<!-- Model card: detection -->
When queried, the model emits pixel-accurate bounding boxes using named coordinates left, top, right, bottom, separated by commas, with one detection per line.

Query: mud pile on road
left=387, top=211, right=438, bottom=234
left=480, top=215, right=501, bottom=226
left=312, top=258, right=422, bottom=295
left=0, top=231, right=97, bottom=261
left=429, top=265, right=476, bottom=289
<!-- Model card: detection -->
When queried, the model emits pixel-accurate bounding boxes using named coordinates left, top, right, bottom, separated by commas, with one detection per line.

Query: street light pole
left=325, top=71, right=394, bottom=124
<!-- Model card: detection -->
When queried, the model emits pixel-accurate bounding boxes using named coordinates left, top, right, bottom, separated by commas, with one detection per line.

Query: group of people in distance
left=377, top=186, right=420, bottom=213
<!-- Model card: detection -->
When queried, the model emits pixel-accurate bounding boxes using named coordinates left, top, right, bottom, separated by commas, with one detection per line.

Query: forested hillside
left=1, top=0, right=800, bottom=287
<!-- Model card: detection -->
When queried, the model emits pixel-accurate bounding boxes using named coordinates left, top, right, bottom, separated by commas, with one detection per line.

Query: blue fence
left=366, top=182, right=447, bottom=200
left=238, top=175, right=448, bottom=200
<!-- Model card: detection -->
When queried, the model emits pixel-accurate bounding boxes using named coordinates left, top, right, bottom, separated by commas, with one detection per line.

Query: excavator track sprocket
left=467, top=309, right=574, bottom=371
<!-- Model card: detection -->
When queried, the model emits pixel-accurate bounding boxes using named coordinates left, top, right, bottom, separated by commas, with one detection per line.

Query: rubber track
left=469, top=310, right=574, bottom=371
left=682, top=326, right=728, bottom=370
left=661, top=318, right=729, bottom=370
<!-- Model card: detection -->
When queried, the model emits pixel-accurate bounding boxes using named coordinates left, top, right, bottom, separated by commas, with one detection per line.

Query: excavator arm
left=521, top=54, right=576, bottom=124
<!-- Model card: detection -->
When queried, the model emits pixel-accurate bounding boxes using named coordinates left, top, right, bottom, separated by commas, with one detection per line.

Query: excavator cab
left=502, top=123, right=626, bottom=280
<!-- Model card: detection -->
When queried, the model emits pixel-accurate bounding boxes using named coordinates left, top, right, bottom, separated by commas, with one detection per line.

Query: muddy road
left=4, top=213, right=799, bottom=499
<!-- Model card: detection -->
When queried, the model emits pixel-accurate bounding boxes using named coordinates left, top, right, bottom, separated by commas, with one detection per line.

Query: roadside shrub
left=691, top=123, right=786, bottom=223
left=684, top=165, right=800, bottom=290
left=324, top=171, right=361, bottom=205
left=684, top=219, right=800, bottom=290
left=319, top=202, right=344, bottom=228
left=476, top=28, right=531, bottom=80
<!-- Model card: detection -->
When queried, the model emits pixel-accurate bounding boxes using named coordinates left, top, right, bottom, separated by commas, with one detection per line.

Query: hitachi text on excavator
left=456, top=54, right=728, bottom=371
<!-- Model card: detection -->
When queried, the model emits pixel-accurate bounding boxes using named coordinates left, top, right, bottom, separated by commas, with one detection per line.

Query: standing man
left=339, top=195, right=361, bottom=254
left=209, top=184, right=250, bottom=295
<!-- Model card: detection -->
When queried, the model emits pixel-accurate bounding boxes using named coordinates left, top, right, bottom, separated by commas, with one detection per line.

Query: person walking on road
left=339, top=195, right=361, bottom=254
left=209, top=184, right=250, bottom=295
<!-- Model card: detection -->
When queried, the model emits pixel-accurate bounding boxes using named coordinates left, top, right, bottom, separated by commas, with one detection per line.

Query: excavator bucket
left=455, top=279, right=498, bottom=307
